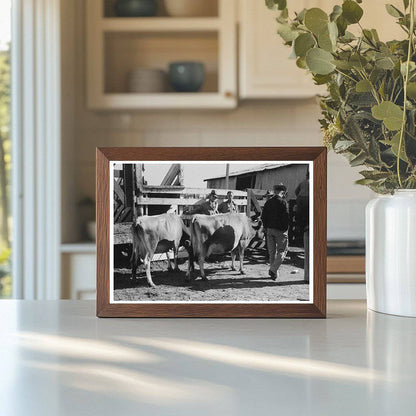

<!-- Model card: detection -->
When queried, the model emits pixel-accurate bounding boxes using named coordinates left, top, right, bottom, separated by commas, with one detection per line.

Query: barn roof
left=203, top=163, right=291, bottom=182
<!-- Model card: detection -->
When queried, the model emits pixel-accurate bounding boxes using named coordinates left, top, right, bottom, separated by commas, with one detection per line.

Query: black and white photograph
left=110, top=161, right=313, bottom=303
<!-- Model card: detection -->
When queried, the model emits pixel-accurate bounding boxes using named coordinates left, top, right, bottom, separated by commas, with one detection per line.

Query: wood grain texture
left=96, top=147, right=327, bottom=318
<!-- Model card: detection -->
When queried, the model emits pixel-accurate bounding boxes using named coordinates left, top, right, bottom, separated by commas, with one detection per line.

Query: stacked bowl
left=127, top=68, right=167, bottom=93
left=164, top=0, right=217, bottom=17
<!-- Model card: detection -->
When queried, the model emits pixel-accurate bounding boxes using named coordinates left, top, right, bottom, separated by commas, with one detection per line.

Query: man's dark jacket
left=261, top=196, right=289, bottom=232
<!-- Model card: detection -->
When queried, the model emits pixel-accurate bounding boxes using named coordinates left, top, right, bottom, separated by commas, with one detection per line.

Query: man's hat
left=209, top=190, right=218, bottom=199
left=273, top=183, right=287, bottom=192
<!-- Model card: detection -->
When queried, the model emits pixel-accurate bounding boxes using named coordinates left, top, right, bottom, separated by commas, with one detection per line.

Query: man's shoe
left=269, top=270, right=277, bottom=280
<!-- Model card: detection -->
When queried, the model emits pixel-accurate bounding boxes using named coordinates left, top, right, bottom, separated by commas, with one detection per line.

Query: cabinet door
left=239, top=0, right=320, bottom=99
left=238, top=0, right=403, bottom=99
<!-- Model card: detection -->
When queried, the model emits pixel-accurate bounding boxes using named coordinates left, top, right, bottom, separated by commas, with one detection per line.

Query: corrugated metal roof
left=203, top=163, right=291, bottom=181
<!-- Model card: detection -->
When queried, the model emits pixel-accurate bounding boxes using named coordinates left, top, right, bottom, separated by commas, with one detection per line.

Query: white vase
left=366, top=190, right=416, bottom=317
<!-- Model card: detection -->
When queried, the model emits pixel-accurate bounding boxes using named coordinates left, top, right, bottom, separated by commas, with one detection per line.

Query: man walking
left=261, top=183, right=289, bottom=281
left=218, top=191, right=238, bottom=213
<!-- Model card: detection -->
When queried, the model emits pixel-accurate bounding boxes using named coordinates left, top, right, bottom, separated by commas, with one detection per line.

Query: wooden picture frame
left=97, top=147, right=327, bottom=318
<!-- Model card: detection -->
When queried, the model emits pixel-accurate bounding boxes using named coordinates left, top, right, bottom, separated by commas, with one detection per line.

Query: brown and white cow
left=130, top=213, right=193, bottom=288
left=188, top=213, right=263, bottom=280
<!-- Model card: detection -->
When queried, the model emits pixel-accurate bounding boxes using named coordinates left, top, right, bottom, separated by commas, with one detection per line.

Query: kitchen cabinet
left=86, top=0, right=237, bottom=109
left=238, top=0, right=404, bottom=99
left=61, top=244, right=96, bottom=300
left=239, top=0, right=322, bottom=99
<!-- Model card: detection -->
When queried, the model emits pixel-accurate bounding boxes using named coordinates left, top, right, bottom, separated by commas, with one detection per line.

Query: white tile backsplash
left=72, top=102, right=373, bottom=241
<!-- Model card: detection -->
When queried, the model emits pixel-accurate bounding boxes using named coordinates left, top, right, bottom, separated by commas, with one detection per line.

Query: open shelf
left=86, top=0, right=236, bottom=109
left=104, top=31, right=218, bottom=94
left=101, top=17, right=221, bottom=32
left=90, top=92, right=235, bottom=109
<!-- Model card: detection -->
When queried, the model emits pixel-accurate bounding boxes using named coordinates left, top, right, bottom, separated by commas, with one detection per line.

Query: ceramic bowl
left=168, top=62, right=205, bottom=92
left=127, top=68, right=167, bottom=93
left=114, top=0, right=158, bottom=17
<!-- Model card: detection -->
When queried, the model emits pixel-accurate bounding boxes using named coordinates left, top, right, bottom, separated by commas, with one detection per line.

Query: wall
left=62, top=0, right=374, bottom=243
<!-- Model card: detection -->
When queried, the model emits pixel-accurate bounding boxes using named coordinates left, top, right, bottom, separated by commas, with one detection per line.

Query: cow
left=188, top=213, right=263, bottom=280
left=130, top=213, right=194, bottom=288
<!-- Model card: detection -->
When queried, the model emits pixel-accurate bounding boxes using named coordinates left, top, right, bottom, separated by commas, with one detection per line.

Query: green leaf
left=349, top=92, right=377, bottom=107
left=304, top=8, right=329, bottom=35
left=372, top=101, right=404, bottom=130
left=344, top=114, right=368, bottom=146
left=369, top=136, right=381, bottom=162
left=403, top=0, right=410, bottom=9
left=313, top=74, right=332, bottom=85
left=350, top=53, right=368, bottom=69
left=336, top=15, right=348, bottom=36
left=266, top=0, right=287, bottom=11
left=330, top=5, right=343, bottom=22
left=375, top=56, right=395, bottom=70
left=407, top=82, right=416, bottom=99
left=401, top=61, right=416, bottom=77
left=350, top=152, right=368, bottom=167
left=362, top=29, right=375, bottom=44
left=328, top=21, right=338, bottom=45
left=333, top=59, right=353, bottom=70
left=334, top=139, right=356, bottom=152
left=306, top=48, right=335, bottom=75
left=277, top=23, right=299, bottom=42
left=355, top=178, right=377, bottom=185
left=340, top=31, right=356, bottom=42
left=371, top=29, right=380, bottom=42
left=382, top=132, right=409, bottom=162
left=342, top=0, right=363, bottom=24
left=296, top=57, right=307, bottom=69
left=318, top=32, right=333, bottom=52
left=295, top=8, right=307, bottom=22
left=294, top=33, right=315, bottom=57
left=359, top=170, right=391, bottom=180
left=356, top=79, right=372, bottom=93
left=385, top=4, right=403, bottom=18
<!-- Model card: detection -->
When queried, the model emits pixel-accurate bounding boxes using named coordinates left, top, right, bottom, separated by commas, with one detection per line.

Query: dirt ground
left=113, top=248, right=309, bottom=302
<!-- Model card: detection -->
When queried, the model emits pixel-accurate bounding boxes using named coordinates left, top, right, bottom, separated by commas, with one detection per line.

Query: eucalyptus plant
left=266, top=0, right=416, bottom=193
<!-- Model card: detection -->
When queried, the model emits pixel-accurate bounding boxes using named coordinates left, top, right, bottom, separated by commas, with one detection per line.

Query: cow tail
left=190, top=217, right=200, bottom=258
left=191, top=217, right=203, bottom=258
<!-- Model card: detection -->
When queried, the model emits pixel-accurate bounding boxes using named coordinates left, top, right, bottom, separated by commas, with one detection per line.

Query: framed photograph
left=96, top=147, right=327, bottom=318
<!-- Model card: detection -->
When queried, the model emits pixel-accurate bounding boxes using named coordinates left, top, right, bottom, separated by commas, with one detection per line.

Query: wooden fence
left=113, top=187, right=271, bottom=245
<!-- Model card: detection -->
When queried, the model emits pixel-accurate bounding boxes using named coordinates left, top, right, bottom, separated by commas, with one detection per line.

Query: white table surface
left=0, top=300, right=415, bottom=416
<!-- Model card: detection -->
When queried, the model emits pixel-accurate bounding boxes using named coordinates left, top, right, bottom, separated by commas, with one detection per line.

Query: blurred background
left=1, top=0, right=404, bottom=300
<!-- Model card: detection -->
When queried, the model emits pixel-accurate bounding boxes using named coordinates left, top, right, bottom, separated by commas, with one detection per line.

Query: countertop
left=0, top=300, right=415, bottom=415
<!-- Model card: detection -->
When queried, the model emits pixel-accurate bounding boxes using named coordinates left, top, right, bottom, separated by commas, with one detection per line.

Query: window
left=0, top=0, right=11, bottom=298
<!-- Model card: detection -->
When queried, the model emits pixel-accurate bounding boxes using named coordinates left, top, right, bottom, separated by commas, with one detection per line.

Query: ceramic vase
left=366, top=190, right=416, bottom=317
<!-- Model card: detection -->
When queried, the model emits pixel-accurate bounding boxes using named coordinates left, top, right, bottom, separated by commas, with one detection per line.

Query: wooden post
left=123, top=164, right=134, bottom=221
left=225, top=163, right=230, bottom=190
left=178, top=164, right=184, bottom=186
left=161, top=163, right=181, bottom=186
left=132, top=165, right=137, bottom=219
left=246, top=189, right=251, bottom=217
left=134, top=163, right=143, bottom=192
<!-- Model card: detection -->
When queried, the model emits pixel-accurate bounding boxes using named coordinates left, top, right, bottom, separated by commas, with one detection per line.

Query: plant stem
left=358, top=69, right=380, bottom=104
left=397, top=0, right=415, bottom=188
left=334, top=68, right=357, bottom=83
